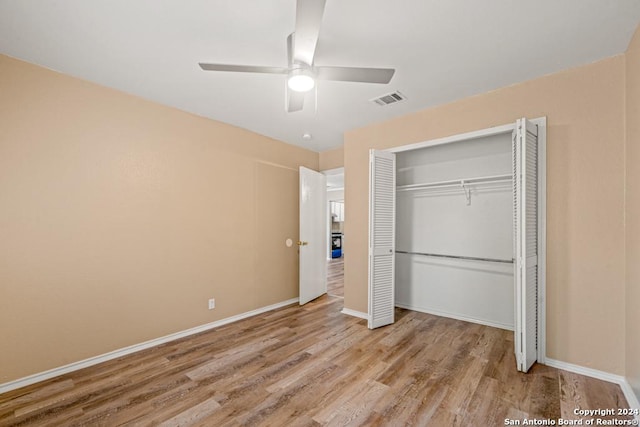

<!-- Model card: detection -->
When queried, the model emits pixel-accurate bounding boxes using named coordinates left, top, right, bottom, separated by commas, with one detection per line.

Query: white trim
left=341, top=308, right=368, bottom=320
left=545, top=358, right=626, bottom=383
left=395, top=302, right=514, bottom=331
left=388, top=123, right=516, bottom=154
left=368, top=149, right=374, bottom=328
left=532, top=116, right=547, bottom=364
left=327, top=187, right=344, bottom=192
left=620, top=381, right=640, bottom=419
left=0, top=298, right=299, bottom=395
left=545, top=358, right=640, bottom=418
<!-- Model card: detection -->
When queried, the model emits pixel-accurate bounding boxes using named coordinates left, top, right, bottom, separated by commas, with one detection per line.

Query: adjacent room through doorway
left=324, top=168, right=344, bottom=298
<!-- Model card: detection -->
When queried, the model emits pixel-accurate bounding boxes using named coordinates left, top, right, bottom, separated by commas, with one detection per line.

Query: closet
left=367, top=118, right=545, bottom=372
left=396, top=132, right=514, bottom=329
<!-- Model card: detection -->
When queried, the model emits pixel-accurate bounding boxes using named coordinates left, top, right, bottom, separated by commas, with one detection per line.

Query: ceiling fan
left=198, top=0, right=395, bottom=112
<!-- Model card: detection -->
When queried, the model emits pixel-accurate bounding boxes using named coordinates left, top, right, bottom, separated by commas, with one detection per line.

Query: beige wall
left=626, top=27, right=640, bottom=400
left=344, top=56, right=627, bottom=374
left=0, top=55, right=318, bottom=383
left=319, top=147, right=344, bottom=171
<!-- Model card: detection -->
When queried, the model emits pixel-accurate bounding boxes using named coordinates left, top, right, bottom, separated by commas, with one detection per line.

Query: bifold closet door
left=368, top=150, right=396, bottom=329
left=513, top=118, right=539, bottom=373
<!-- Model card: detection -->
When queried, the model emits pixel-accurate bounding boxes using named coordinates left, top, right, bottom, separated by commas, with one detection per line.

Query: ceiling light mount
left=287, top=68, right=315, bottom=92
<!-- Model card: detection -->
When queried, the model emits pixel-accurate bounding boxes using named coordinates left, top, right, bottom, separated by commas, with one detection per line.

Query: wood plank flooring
left=327, top=256, right=344, bottom=297
left=0, top=295, right=631, bottom=426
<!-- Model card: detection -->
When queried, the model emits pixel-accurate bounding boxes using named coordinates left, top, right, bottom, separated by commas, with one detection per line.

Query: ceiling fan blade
left=287, top=33, right=294, bottom=68
left=315, top=66, right=395, bottom=84
left=294, top=0, right=327, bottom=65
left=287, top=88, right=305, bottom=112
left=199, top=63, right=289, bottom=74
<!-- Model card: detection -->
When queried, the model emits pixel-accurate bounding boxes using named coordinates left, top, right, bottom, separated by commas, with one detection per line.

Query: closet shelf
left=396, top=173, right=512, bottom=192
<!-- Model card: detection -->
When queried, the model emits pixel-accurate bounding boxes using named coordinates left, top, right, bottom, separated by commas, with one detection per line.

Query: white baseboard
left=394, top=302, right=514, bottom=331
left=545, top=358, right=626, bottom=384
left=546, top=358, right=640, bottom=418
left=619, top=380, right=640, bottom=419
left=0, top=298, right=299, bottom=395
left=341, top=308, right=368, bottom=320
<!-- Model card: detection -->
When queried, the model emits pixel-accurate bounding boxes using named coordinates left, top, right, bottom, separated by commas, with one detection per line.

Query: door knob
left=297, top=241, right=308, bottom=246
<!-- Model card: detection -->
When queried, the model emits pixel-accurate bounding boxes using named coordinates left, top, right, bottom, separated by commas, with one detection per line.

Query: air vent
left=370, top=91, right=406, bottom=106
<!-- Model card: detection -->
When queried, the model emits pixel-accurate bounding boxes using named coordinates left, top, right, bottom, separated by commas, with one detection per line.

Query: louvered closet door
left=513, top=118, right=539, bottom=372
left=368, top=150, right=396, bottom=329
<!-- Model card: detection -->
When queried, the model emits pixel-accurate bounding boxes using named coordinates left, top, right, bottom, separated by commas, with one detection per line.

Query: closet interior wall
left=395, top=132, right=515, bottom=330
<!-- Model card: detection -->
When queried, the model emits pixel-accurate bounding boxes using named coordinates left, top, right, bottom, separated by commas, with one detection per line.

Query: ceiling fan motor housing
left=288, top=67, right=316, bottom=92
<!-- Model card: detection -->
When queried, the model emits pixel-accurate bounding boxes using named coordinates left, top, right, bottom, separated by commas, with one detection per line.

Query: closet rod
left=395, top=250, right=513, bottom=264
left=396, top=173, right=512, bottom=192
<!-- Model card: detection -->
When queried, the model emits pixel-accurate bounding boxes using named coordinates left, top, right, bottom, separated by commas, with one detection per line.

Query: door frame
left=386, top=118, right=547, bottom=364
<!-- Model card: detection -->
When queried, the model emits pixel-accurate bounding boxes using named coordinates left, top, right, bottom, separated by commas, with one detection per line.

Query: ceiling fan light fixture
left=288, top=69, right=315, bottom=92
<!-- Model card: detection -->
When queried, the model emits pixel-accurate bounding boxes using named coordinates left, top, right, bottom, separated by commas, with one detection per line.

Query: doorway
left=324, top=167, right=345, bottom=298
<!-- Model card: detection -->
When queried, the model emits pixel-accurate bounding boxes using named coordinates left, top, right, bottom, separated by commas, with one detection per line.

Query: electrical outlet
left=208, top=298, right=215, bottom=310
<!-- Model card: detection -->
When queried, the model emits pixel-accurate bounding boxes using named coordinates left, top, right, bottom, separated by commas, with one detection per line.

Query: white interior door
left=368, top=150, right=396, bottom=329
left=299, top=166, right=327, bottom=305
left=513, top=118, right=539, bottom=372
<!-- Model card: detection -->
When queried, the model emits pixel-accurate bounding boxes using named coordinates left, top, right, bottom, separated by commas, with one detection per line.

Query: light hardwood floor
left=327, top=256, right=344, bottom=297
left=0, top=295, right=631, bottom=426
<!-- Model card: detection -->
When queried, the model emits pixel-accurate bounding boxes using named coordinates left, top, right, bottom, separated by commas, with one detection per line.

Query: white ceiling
left=1, top=1, right=639, bottom=152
